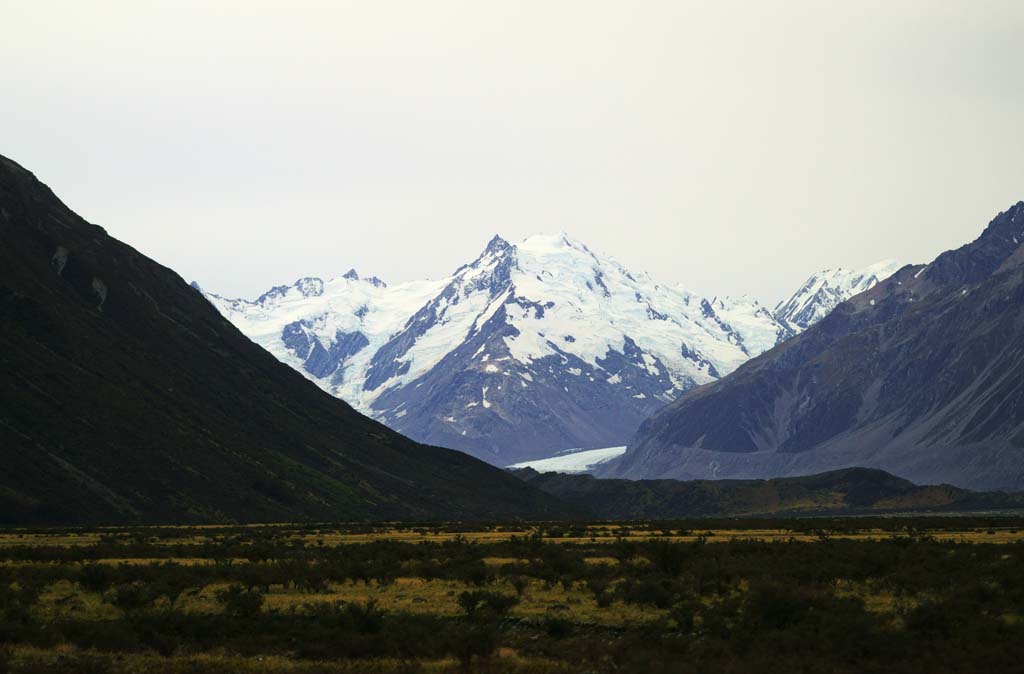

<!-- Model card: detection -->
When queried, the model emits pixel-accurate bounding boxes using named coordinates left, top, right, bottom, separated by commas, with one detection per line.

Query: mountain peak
left=337, top=269, right=387, bottom=288
left=483, top=234, right=512, bottom=255
left=914, top=200, right=1024, bottom=288
left=999, top=201, right=1024, bottom=220
left=293, top=277, right=325, bottom=297
left=204, top=227, right=854, bottom=466
left=858, top=259, right=902, bottom=278
left=984, top=201, right=1024, bottom=245
left=773, top=259, right=901, bottom=331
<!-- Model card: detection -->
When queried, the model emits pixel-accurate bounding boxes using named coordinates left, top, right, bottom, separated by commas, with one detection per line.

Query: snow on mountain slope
left=363, top=234, right=795, bottom=463
left=708, top=295, right=794, bottom=357
left=204, top=234, right=792, bottom=465
left=205, top=270, right=446, bottom=407
left=773, top=259, right=902, bottom=331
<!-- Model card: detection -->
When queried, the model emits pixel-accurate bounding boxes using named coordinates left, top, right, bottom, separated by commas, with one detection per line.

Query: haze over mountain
left=604, top=203, right=1024, bottom=491
left=8, top=4, right=1022, bottom=311
left=0, top=153, right=569, bottom=524
left=206, top=235, right=898, bottom=465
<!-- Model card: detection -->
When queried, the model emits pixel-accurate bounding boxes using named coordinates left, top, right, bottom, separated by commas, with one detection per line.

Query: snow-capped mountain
left=774, top=260, right=902, bottom=331
left=205, top=269, right=446, bottom=410
left=205, top=233, right=790, bottom=465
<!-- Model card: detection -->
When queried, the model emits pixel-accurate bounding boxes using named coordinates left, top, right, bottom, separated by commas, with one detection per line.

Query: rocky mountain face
left=0, top=153, right=570, bottom=524
left=604, top=203, right=1024, bottom=491
left=207, top=234, right=798, bottom=465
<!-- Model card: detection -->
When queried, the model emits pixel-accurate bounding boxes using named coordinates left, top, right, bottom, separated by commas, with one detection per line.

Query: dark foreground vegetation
left=1, top=518, right=1023, bottom=673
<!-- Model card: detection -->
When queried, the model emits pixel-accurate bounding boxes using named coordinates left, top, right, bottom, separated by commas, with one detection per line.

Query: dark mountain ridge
left=0, top=154, right=570, bottom=524
left=605, top=203, right=1024, bottom=491
left=517, top=467, right=1024, bottom=519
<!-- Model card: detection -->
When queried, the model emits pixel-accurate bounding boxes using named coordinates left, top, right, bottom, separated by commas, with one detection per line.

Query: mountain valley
left=206, top=236, right=897, bottom=465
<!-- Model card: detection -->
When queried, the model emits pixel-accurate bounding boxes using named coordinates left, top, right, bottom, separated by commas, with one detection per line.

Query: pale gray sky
left=3, top=1, right=1023, bottom=303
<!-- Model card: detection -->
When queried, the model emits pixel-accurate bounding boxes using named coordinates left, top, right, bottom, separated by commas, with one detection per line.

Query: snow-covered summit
left=204, top=234, right=844, bottom=465
left=774, top=259, right=902, bottom=331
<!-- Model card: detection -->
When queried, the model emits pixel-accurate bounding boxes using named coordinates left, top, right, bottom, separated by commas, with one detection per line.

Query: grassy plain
left=1, top=517, right=1022, bottom=673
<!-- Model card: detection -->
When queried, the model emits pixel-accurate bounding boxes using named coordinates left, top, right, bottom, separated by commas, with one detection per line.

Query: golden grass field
left=2, top=523, right=1021, bottom=548
left=1, top=519, right=1023, bottom=673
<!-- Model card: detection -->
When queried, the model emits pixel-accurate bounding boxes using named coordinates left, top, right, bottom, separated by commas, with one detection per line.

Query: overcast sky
left=4, top=1, right=1023, bottom=303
